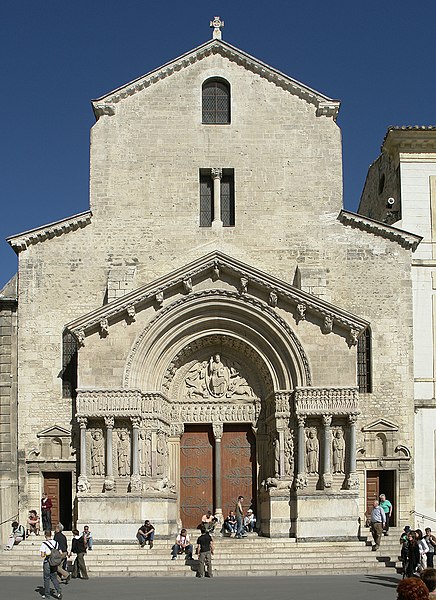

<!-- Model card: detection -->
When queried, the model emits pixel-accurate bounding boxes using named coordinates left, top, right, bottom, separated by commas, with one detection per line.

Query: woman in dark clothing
left=69, top=529, right=89, bottom=579
left=407, top=533, right=421, bottom=577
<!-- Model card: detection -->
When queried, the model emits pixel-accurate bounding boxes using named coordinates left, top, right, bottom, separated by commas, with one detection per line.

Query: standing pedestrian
left=425, top=529, right=436, bottom=568
left=40, top=530, right=62, bottom=599
left=70, top=529, right=89, bottom=579
left=196, top=525, right=214, bottom=578
left=41, top=492, right=53, bottom=532
left=235, top=495, right=246, bottom=539
left=54, top=523, right=70, bottom=582
left=379, top=493, right=393, bottom=535
left=370, top=500, right=386, bottom=550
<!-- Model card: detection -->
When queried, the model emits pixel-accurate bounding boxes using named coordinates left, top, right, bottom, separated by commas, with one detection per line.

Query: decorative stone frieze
left=294, top=387, right=359, bottom=416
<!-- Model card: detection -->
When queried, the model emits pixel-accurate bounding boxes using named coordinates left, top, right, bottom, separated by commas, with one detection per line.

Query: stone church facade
left=0, top=21, right=421, bottom=541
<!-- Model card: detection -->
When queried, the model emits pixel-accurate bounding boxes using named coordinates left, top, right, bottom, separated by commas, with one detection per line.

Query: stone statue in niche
left=90, top=430, right=104, bottom=476
left=306, top=428, right=319, bottom=474
left=139, top=430, right=152, bottom=477
left=332, top=428, right=346, bottom=473
left=274, top=435, right=280, bottom=477
left=284, top=431, right=294, bottom=476
left=156, top=432, right=168, bottom=477
left=117, top=430, right=130, bottom=476
left=183, top=354, right=255, bottom=399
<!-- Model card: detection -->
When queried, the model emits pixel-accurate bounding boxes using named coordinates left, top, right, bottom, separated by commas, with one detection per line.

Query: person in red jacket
left=41, top=493, right=53, bottom=532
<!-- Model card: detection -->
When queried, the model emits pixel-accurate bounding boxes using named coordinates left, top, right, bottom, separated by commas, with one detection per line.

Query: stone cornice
left=92, top=39, right=340, bottom=121
left=382, top=126, right=436, bottom=154
left=7, top=211, right=92, bottom=253
left=294, top=386, right=359, bottom=416
left=76, top=388, right=171, bottom=422
left=65, top=251, right=369, bottom=343
left=338, top=210, right=422, bottom=251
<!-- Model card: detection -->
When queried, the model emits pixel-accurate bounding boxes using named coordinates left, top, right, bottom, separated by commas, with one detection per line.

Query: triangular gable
left=37, top=425, right=71, bottom=438
left=92, top=39, right=340, bottom=121
left=361, top=419, right=399, bottom=433
left=66, top=251, right=369, bottom=345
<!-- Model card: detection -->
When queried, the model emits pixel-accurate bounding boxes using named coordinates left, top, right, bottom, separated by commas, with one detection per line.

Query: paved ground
left=0, top=573, right=402, bottom=600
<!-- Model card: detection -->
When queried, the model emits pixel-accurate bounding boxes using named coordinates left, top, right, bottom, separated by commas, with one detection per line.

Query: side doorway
left=366, top=470, right=396, bottom=526
left=43, top=472, right=73, bottom=530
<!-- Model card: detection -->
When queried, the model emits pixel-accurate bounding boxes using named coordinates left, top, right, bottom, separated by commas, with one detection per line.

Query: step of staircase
left=0, top=534, right=402, bottom=577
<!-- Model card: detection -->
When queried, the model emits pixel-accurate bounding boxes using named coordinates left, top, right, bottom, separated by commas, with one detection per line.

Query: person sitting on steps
left=171, top=528, right=193, bottom=560
left=136, top=520, right=155, bottom=548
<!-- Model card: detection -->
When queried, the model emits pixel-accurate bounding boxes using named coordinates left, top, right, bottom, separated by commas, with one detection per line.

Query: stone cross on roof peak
left=210, top=16, right=224, bottom=40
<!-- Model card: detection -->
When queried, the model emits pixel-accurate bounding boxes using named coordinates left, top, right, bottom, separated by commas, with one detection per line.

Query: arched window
left=202, top=78, right=230, bottom=124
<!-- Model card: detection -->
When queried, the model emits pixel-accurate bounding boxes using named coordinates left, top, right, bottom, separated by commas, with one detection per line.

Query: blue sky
left=1, top=0, right=436, bottom=288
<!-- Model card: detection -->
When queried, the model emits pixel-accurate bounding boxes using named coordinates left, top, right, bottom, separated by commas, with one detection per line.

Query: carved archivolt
left=123, top=289, right=312, bottom=390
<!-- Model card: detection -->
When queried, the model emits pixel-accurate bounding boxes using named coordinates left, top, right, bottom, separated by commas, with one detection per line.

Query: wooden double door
left=43, top=472, right=73, bottom=530
left=366, top=469, right=396, bottom=525
left=180, top=424, right=256, bottom=529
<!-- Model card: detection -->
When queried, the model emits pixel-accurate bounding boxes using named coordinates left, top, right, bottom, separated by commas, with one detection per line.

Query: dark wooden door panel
left=44, top=474, right=60, bottom=528
left=366, top=470, right=379, bottom=518
left=180, top=426, right=214, bottom=529
left=221, top=425, right=256, bottom=517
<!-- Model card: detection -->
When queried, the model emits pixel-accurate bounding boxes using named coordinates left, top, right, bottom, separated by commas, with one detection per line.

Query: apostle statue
left=332, top=429, right=346, bottom=473
left=306, top=429, right=319, bottom=474
left=117, top=430, right=130, bottom=476
left=90, top=430, right=104, bottom=476
left=139, top=430, right=152, bottom=477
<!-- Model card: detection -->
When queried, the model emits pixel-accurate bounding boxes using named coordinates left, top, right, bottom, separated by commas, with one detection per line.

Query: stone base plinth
left=76, top=493, right=178, bottom=541
left=259, top=484, right=292, bottom=538
left=290, top=491, right=360, bottom=540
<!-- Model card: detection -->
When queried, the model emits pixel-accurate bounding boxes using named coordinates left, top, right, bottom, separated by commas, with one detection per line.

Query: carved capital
left=348, top=414, right=358, bottom=425
left=297, top=414, right=306, bottom=428
left=322, top=414, right=333, bottom=427
left=77, top=416, right=88, bottom=429
left=104, top=416, right=115, bottom=428
left=170, top=423, right=185, bottom=438
left=212, top=422, right=224, bottom=440
left=131, top=416, right=141, bottom=429
left=211, top=167, right=222, bottom=179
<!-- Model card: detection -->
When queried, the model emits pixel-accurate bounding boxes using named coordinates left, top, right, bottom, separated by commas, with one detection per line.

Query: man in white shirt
left=171, top=528, right=193, bottom=560
left=39, top=530, right=62, bottom=599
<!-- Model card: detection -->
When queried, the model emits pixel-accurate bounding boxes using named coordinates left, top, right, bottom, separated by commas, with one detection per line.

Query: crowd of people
left=397, top=569, right=436, bottom=600
left=400, top=526, right=436, bottom=577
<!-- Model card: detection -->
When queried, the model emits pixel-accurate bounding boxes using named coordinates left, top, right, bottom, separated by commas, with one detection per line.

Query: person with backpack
left=70, top=529, right=89, bottom=579
left=5, top=520, right=25, bottom=550
left=40, top=530, right=62, bottom=599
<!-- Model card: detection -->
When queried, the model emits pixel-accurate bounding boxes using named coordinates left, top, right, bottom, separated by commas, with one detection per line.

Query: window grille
left=357, top=329, right=372, bottom=393
left=200, top=174, right=213, bottom=227
left=221, top=173, right=235, bottom=227
left=62, top=331, right=78, bottom=399
left=202, top=79, right=230, bottom=124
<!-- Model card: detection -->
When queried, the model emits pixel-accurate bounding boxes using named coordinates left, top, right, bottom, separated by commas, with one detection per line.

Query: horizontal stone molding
left=76, top=389, right=169, bottom=420
left=294, top=386, right=359, bottom=416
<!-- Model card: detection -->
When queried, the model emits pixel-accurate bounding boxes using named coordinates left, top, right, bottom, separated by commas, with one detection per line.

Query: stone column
left=104, top=416, right=115, bottom=491
left=346, top=414, right=359, bottom=489
left=211, top=168, right=222, bottom=227
left=295, top=415, right=307, bottom=489
left=77, top=417, right=90, bottom=493
left=168, top=423, right=184, bottom=528
left=322, top=414, right=332, bottom=489
left=212, top=422, right=224, bottom=519
left=130, top=417, right=142, bottom=492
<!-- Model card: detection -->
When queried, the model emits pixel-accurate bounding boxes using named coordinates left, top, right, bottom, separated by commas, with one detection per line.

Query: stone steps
left=0, top=536, right=399, bottom=577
